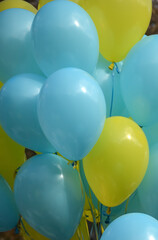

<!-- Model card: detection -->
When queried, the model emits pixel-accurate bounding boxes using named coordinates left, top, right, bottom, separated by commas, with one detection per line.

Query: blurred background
left=0, top=0, right=158, bottom=239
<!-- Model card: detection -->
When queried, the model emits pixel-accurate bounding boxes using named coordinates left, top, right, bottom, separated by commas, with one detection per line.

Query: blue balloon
left=0, top=175, right=19, bottom=232
left=14, top=154, right=85, bottom=240
left=137, top=144, right=158, bottom=219
left=32, top=0, right=99, bottom=76
left=93, top=54, right=129, bottom=117
left=0, top=73, right=55, bottom=153
left=38, top=68, right=106, bottom=160
left=101, top=213, right=158, bottom=240
left=143, top=121, right=158, bottom=147
left=0, top=9, right=43, bottom=83
left=120, top=35, right=158, bottom=126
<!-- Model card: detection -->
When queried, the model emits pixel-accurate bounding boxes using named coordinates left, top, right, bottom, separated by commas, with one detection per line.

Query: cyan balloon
left=32, top=0, right=99, bottom=76
left=93, top=54, right=129, bottom=117
left=14, top=154, right=85, bottom=240
left=0, top=73, right=55, bottom=153
left=0, top=175, right=19, bottom=232
left=101, top=213, right=158, bottom=240
left=38, top=68, right=106, bottom=160
left=0, top=8, right=43, bottom=83
left=137, top=144, right=158, bottom=219
left=120, top=35, right=158, bottom=126
left=143, top=121, right=158, bottom=147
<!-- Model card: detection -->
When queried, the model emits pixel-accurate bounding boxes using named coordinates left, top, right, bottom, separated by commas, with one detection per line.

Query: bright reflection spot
left=81, top=87, right=87, bottom=93
left=127, top=134, right=132, bottom=140
left=74, top=20, right=80, bottom=27
left=149, top=235, right=155, bottom=240
left=60, top=174, right=64, bottom=179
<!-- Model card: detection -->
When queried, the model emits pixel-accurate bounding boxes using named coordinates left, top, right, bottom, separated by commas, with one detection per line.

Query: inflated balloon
left=0, top=125, right=24, bottom=189
left=137, top=144, right=158, bottom=219
left=0, top=0, right=37, bottom=14
left=38, top=68, right=106, bottom=160
left=0, top=73, right=55, bottom=153
left=72, top=0, right=152, bottom=62
left=93, top=54, right=129, bottom=117
left=143, top=122, right=158, bottom=147
left=21, top=219, right=50, bottom=240
left=32, top=0, right=99, bottom=76
left=21, top=217, right=89, bottom=240
left=14, top=154, right=85, bottom=240
left=83, top=117, right=149, bottom=207
left=101, top=213, right=158, bottom=240
left=121, top=35, right=158, bottom=126
left=0, top=8, right=43, bottom=83
left=0, top=175, right=19, bottom=232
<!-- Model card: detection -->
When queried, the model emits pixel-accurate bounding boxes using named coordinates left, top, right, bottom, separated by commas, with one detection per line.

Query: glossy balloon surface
left=32, top=0, right=99, bottom=76
left=83, top=117, right=149, bottom=207
left=0, top=74, right=55, bottom=153
left=14, top=154, right=85, bottom=240
left=0, top=8, right=42, bottom=83
left=0, top=175, right=19, bottom=232
left=101, top=213, right=158, bottom=240
left=38, top=68, right=106, bottom=160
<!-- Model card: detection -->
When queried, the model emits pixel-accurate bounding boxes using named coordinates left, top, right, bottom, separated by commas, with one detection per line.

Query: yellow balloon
left=0, top=0, right=37, bottom=14
left=38, top=0, right=52, bottom=9
left=0, top=81, right=3, bottom=88
left=71, top=0, right=152, bottom=62
left=0, top=126, right=24, bottom=188
left=83, top=117, right=149, bottom=207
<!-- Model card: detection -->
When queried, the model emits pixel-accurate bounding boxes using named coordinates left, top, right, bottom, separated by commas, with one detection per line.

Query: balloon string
left=99, top=203, right=103, bottom=238
left=20, top=218, right=34, bottom=240
left=125, top=198, right=130, bottom=214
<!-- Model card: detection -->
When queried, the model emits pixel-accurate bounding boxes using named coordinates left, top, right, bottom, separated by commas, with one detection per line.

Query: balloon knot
left=106, top=207, right=111, bottom=215
left=109, top=63, right=115, bottom=70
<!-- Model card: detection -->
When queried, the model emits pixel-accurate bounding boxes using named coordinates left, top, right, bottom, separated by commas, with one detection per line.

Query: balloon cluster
left=1, top=0, right=158, bottom=240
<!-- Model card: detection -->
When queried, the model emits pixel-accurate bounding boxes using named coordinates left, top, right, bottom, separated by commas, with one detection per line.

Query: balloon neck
left=109, top=63, right=115, bottom=70
left=106, top=207, right=111, bottom=215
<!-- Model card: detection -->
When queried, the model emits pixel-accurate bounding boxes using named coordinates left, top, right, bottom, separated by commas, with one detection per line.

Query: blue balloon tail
left=20, top=219, right=34, bottom=240
left=114, top=62, right=120, bottom=74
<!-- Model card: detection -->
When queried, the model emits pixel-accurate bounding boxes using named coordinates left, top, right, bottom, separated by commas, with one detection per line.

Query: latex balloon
left=0, top=125, right=24, bottom=189
left=14, top=154, right=85, bottom=240
left=32, top=0, right=99, bottom=76
left=0, top=73, right=55, bottom=153
left=0, top=175, right=19, bottom=232
left=83, top=117, right=149, bottom=207
left=0, top=8, right=43, bottom=83
left=137, top=144, right=158, bottom=219
left=0, top=0, right=37, bottom=14
left=21, top=217, right=89, bottom=240
left=21, top=219, right=50, bottom=240
left=38, top=68, right=106, bottom=160
left=101, top=213, right=158, bottom=240
left=121, top=35, right=158, bottom=126
left=93, top=54, right=129, bottom=117
left=143, top=122, right=158, bottom=147
left=72, top=0, right=152, bottom=62
left=0, top=81, right=3, bottom=88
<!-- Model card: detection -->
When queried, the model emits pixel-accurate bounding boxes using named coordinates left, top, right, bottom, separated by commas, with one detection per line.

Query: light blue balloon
left=143, top=121, right=158, bottom=147
left=14, top=154, right=85, bottom=240
left=0, top=73, right=55, bottom=153
left=38, top=68, right=106, bottom=160
left=137, top=144, right=158, bottom=219
left=32, top=0, right=99, bottom=76
left=0, top=175, right=19, bottom=232
left=0, top=9, right=43, bottom=83
left=93, top=54, right=129, bottom=118
left=101, top=213, right=158, bottom=240
left=120, top=35, right=158, bottom=126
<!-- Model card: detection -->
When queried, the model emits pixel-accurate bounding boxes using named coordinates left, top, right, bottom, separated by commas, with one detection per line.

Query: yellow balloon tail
left=108, top=62, right=115, bottom=70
